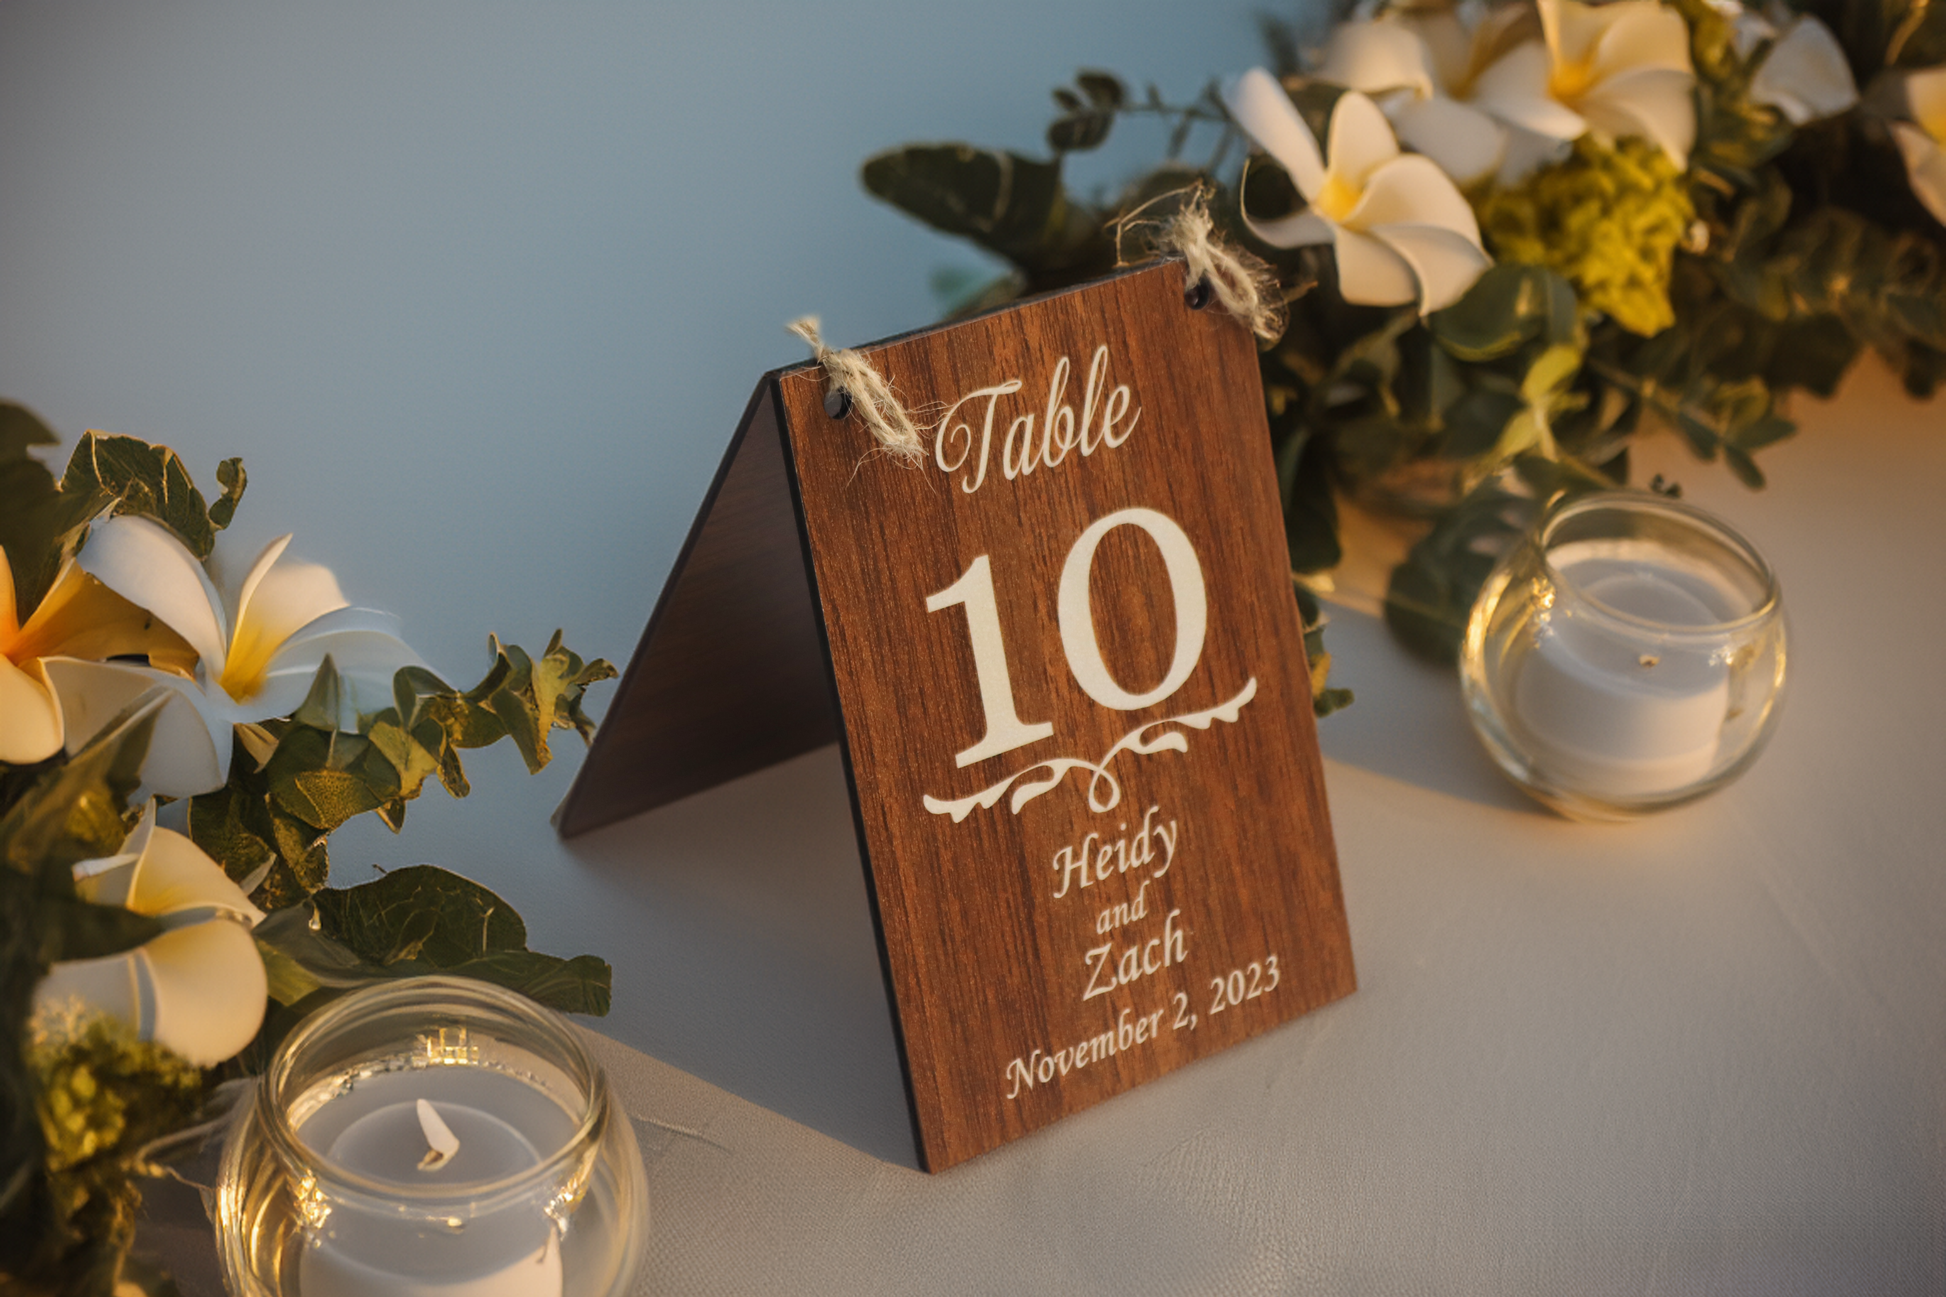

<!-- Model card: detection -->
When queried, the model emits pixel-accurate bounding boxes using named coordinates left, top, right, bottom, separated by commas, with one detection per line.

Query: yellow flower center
left=1315, top=171, right=1363, bottom=223
left=217, top=620, right=277, bottom=703
left=1549, top=55, right=1598, bottom=104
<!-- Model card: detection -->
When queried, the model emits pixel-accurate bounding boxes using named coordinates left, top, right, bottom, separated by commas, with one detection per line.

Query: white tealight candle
left=298, top=1067, right=568, bottom=1297
left=1513, top=547, right=1732, bottom=798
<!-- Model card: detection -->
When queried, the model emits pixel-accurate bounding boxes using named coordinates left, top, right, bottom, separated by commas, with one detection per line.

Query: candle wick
left=415, top=1098, right=461, bottom=1171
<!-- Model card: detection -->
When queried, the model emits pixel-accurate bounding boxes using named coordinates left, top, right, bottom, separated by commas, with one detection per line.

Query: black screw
left=1185, top=277, right=1213, bottom=310
left=824, top=389, right=853, bottom=420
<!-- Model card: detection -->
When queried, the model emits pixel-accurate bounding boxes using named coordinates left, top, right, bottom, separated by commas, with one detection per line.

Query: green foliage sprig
left=861, top=0, right=1945, bottom=676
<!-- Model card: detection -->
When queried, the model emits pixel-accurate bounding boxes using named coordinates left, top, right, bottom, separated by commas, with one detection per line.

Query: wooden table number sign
left=559, top=261, right=1356, bottom=1171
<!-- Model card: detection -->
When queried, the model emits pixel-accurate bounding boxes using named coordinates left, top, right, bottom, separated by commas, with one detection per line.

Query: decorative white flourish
left=922, top=679, right=1258, bottom=822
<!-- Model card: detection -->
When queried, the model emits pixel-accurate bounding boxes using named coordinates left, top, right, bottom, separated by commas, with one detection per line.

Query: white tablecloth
left=5, top=3, right=1940, bottom=1291
left=566, top=362, right=1945, bottom=1295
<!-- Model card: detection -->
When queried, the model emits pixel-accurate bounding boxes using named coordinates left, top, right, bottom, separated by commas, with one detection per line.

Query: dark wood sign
left=559, top=262, right=1355, bottom=1171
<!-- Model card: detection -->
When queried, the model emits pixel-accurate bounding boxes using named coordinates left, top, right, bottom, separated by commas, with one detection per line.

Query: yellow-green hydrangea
left=1477, top=137, right=1694, bottom=337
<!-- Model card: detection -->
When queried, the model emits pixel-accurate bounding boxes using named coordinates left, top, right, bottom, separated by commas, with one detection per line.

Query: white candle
left=1513, top=548, right=1731, bottom=797
left=297, top=1067, right=568, bottom=1297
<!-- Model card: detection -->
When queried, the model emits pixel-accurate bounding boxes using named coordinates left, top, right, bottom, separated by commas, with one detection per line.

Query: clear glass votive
left=216, top=976, right=648, bottom=1297
left=1460, top=490, right=1787, bottom=821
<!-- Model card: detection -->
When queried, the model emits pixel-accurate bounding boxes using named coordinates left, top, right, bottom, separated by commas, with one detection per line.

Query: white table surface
left=5, top=4, right=1942, bottom=1293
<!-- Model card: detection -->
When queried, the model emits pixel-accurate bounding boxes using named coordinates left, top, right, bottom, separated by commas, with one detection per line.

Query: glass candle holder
left=216, top=976, right=648, bottom=1297
left=1460, top=491, right=1787, bottom=821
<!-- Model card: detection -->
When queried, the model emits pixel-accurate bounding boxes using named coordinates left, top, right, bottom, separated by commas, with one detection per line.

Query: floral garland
left=863, top=0, right=1946, bottom=694
left=0, top=405, right=614, bottom=1295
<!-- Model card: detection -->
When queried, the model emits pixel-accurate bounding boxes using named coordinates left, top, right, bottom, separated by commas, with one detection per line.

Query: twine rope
left=1115, top=186, right=1286, bottom=343
left=787, top=317, right=926, bottom=464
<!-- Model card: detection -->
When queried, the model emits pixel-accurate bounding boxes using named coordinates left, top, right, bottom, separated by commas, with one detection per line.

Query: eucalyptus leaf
left=1442, top=389, right=1526, bottom=459
left=1383, top=480, right=1533, bottom=664
left=314, top=865, right=528, bottom=968
left=187, top=782, right=276, bottom=893
left=1074, top=70, right=1125, bottom=109
left=1048, top=110, right=1113, bottom=154
left=1293, top=582, right=1352, bottom=718
left=208, top=457, right=247, bottom=531
left=861, top=144, right=1109, bottom=279
left=60, top=433, right=217, bottom=559
left=305, top=865, right=613, bottom=1017
left=0, top=700, right=157, bottom=889
left=34, top=895, right=165, bottom=966
left=1430, top=265, right=1579, bottom=363
left=251, top=903, right=372, bottom=1005
left=441, top=952, right=613, bottom=1017
left=0, top=401, right=63, bottom=617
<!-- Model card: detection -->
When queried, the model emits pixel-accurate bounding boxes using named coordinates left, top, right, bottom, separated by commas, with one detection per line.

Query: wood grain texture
left=777, top=263, right=1355, bottom=1170
left=555, top=387, right=837, bottom=837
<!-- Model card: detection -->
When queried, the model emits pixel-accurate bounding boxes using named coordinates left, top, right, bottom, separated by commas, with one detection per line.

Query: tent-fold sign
left=560, top=262, right=1356, bottom=1171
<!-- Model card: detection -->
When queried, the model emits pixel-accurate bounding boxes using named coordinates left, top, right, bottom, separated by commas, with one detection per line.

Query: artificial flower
left=1223, top=68, right=1491, bottom=312
left=1316, top=3, right=1536, bottom=184
left=42, top=515, right=423, bottom=797
left=1746, top=14, right=1857, bottom=125
left=1469, top=0, right=1696, bottom=167
left=1879, top=65, right=1946, bottom=227
left=33, top=805, right=266, bottom=1067
left=0, top=549, right=194, bottom=764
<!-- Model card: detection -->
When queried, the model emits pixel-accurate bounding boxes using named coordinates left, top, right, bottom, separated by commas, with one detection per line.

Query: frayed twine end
left=1114, top=187, right=1287, bottom=344
left=788, top=317, right=926, bottom=464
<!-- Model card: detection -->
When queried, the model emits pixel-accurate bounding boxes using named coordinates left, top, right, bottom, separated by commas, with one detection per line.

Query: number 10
left=925, top=507, right=1208, bottom=769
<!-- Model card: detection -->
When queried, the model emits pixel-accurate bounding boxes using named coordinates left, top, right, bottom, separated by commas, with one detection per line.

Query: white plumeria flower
left=34, top=805, right=267, bottom=1066
left=1880, top=65, right=1946, bottom=226
left=1470, top=0, right=1697, bottom=167
left=1316, top=3, right=1536, bottom=184
left=41, top=515, right=423, bottom=798
left=1747, top=13, right=1858, bottom=124
left=0, top=549, right=195, bottom=764
left=1223, top=68, right=1491, bottom=313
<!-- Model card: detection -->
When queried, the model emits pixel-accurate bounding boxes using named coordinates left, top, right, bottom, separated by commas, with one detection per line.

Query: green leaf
left=861, top=144, right=1109, bottom=279
left=290, top=656, right=342, bottom=732
left=1441, top=388, right=1525, bottom=459
left=189, top=643, right=610, bottom=911
left=1047, top=109, right=1113, bottom=154
left=1276, top=426, right=1341, bottom=575
left=442, top=952, right=613, bottom=1017
left=1722, top=443, right=1764, bottom=488
left=1074, top=70, right=1125, bottom=109
left=1431, top=265, right=1580, bottom=363
left=305, top=865, right=613, bottom=1016
left=473, top=632, right=617, bottom=774
left=185, top=783, right=276, bottom=892
left=265, top=810, right=330, bottom=906
left=3, top=428, right=246, bottom=627
left=1383, top=480, right=1533, bottom=663
left=0, top=701, right=155, bottom=889
left=0, top=403, right=71, bottom=620
left=0, top=401, right=58, bottom=461
left=208, top=457, right=247, bottom=531
left=1293, top=581, right=1353, bottom=719
left=34, top=894, right=164, bottom=965
left=364, top=718, right=441, bottom=805
left=315, top=864, right=528, bottom=967
left=287, top=769, right=385, bottom=830
left=59, top=433, right=216, bottom=559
